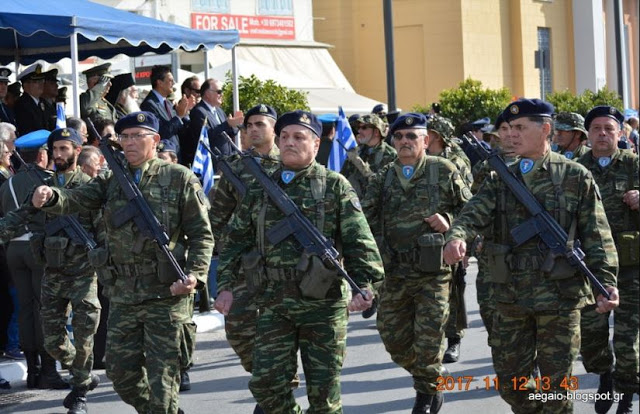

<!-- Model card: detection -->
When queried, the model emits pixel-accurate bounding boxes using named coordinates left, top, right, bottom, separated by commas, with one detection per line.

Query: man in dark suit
left=140, top=66, right=195, bottom=163
left=15, top=63, right=49, bottom=136
left=184, top=78, right=243, bottom=167
left=42, top=69, right=59, bottom=131
left=0, top=68, right=16, bottom=126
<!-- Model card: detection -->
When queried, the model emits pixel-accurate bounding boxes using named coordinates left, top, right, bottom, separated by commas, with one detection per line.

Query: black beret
left=275, top=110, right=322, bottom=138
left=584, top=106, right=624, bottom=130
left=388, top=112, right=428, bottom=136
left=493, top=112, right=506, bottom=130
left=157, top=139, right=177, bottom=153
left=372, top=103, right=387, bottom=115
left=115, top=111, right=159, bottom=134
left=244, top=104, right=277, bottom=127
left=503, top=98, right=554, bottom=122
left=48, top=128, right=83, bottom=147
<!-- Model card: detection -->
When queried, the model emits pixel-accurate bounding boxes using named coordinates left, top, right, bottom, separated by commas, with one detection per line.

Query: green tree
left=221, top=73, right=309, bottom=116
left=546, top=87, right=623, bottom=116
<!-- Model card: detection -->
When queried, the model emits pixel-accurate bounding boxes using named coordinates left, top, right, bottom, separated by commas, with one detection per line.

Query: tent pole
left=204, top=49, right=210, bottom=80
left=231, top=45, right=240, bottom=147
left=70, top=28, right=81, bottom=118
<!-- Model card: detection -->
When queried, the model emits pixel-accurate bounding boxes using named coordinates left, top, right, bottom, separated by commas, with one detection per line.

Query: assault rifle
left=221, top=132, right=368, bottom=299
left=459, top=133, right=611, bottom=299
left=87, top=119, right=187, bottom=283
left=13, top=150, right=96, bottom=250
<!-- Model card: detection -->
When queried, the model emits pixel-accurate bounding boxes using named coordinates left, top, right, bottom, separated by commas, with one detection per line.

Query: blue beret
left=493, top=112, right=506, bottom=130
left=244, top=104, right=277, bottom=127
left=275, top=110, right=322, bottom=138
left=348, top=114, right=361, bottom=124
left=389, top=112, right=428, bottom=136
left=157, top=139, right=177, bottom=153
left=48, top=128, right=83, bottom=147
left=318, top=113, right=339, bottom=124
left=584, top=106, right=624, bottom=130
left=14, top=129, right=49, bottom=151
left=503, top=98, right=554, bottom=122
left=470, top=117, right=491, bottom=129
left=115, top=111, right=159, bottom=134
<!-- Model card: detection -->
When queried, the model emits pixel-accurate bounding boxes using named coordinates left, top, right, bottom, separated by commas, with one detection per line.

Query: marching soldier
left=553, top=112, right=590, bottom=160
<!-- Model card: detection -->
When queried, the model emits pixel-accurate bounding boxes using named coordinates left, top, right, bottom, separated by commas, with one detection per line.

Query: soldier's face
left=554, top=129, right=579, bottom=149
left=278, top=125, right=319, bottom=170
left=393, top=128, right=427, bottom=165
left=245, top=115, right=275, bottom=150
left=119, top=127, right=160, bottom=167
left=498, top=122, right=515, bottom=153
left=53, top=140, right=80, bottom=173
left=509, top=118, right=550, bottom=158
left=357, top=124, right=379, bottom=146
left=588, top=117, right=622, bottom=156
left=24, top=79, right=44, bottom=98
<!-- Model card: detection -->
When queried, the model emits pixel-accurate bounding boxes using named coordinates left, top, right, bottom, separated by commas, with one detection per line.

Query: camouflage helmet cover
left=554, top=112, right=587, bottom=139
left=427, top=114, right=455, bottom=140
left=357, top=114, right=387, bottom=135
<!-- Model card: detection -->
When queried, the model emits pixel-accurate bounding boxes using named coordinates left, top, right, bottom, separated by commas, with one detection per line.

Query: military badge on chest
left=281, top=170, right=295, bottom=184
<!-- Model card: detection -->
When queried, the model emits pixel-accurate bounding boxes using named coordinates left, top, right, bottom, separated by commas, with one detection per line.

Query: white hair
left=0, top=122, right=16, bottom=142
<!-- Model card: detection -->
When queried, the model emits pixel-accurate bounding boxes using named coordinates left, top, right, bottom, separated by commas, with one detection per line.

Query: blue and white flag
left=191, top=126, right=214, bottom=195
left=328, top=106, right=357, bottom=172
left=55, top=102, right=66, bottom=129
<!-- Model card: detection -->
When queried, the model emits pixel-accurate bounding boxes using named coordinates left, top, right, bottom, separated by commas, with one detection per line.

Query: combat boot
left=66, top=394, right=88, bottom=414
left=443, top=338, right=460, bottom=363
left=64, top=374, right=100, bottom=409
left=39, top=353, right=70, bottom=389
left=362, top=298, right=378, bottom=319
left=616, top=393, right=634, bottom=414
left=179, top=370, right=191, bottom=392
left=24, top=351, right=40, bottom=389
left=411, top=391, right=444, bottom=414
left=253, top=404, right=265, bottom=414
left=594, top=368, right=614, bottom=414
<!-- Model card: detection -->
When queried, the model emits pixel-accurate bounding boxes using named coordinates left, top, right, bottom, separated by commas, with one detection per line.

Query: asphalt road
left=1, top=260, right=637, bottom=413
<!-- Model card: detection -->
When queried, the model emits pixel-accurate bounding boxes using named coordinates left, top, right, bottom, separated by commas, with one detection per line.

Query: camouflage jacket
left=80, top=84, right=117, bottom=124
left=558, top=143, right=590, bottom=160
left=0, top=164, right=50, bottom=236
left=430, top=141, right=474, bottom=188
left=341, top=141, right=397, bottom=199
left=446, top=150, right=618, bottom=310
left=217, top=161, right=385, bottom=297
left=42, top=158, right=214, bottom=304
left=0, top=208, right=33, bottom=244
left=362, top=155, right=471, bottom=275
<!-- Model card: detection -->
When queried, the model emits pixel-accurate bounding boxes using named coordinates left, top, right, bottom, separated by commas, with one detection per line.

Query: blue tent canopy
left=0, top=0, right=239, bottom=65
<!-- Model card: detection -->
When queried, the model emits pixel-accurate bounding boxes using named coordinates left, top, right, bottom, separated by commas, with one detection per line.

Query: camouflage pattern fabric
left=0, top=208, right=32, bottom=243
left=79, top=83, right=117, bottom=124
left=218, top=161, right=384, bottom=413
left=362, top=155, right=471, bottom=395
left=557, top=143, right=589, bottom=160
left=340, top=141, right=396, bottom=199
left=42, top=157, right=213, bottom=414
left=577, top=149, right=639, bottom=393
left=445, top=150, right=618, bottom=412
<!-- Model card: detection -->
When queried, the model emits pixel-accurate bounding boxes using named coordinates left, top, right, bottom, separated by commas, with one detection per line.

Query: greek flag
left=328, top=106, right=357, bottom=172
left=55, top=102, right=66, bottom=129
left=191, top=126, right=214, bottom=195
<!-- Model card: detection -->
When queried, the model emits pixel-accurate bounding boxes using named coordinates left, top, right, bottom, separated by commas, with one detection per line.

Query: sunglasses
left=393, top=131, right=422, bottom=141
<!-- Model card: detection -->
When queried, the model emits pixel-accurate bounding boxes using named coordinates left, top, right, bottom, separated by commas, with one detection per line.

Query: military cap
left=493, top=112, right=506, bottom=130
left=584, top=105, right=624, bottom=130
left=469, top=117, right=491, bottom=130
left=157, top=139, right=177, bottom=153
left=372, top=103, right=387, bottom=116
left=14, top=129, right=49, bottom=151
left=388, top=112, right=428, bottom=136
left=357, top=114, right=387, bottom=135
left=554, top=112, right=587, bottom=138
left=348, top=114, right=361, bottom=124
left=82, top=63, right=112, bottom=79
left=0, top=67, right=11, bottom=83
left=7, top=82, right=21, bottom=96
left=275, top=110, right=322, bottom=138
left=115, top=111, right=159, bottom=134
left=427, top=114, right=455, bottom=139
left=17, top=63, right=45, bottom=82
left=43, top=68, right=59, bottom=83
left=56, top=86, right=68, bottom=103
left=502, top=98, right=554, bottom=122
left=318, top=113, right=338, bottom=125
left=244, top=104, right=278, bottom=127
left=48, top=127, right=83, bottom=147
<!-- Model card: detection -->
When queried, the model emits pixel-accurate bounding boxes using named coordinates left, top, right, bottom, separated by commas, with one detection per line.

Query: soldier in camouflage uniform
left=79, top=63, right=116, bottom=125
left=0, top=207, right=35, bottom=242
left=32, top=111, right=213, bottom=414
left=362, top=113, right=471, bottom=414
left=215, top=110, right=384, bottom=414
left=577, top=106, right=639, bottom=414
left=552, top=112, right=590, bottom=160
left=426, top=114, right=473, bottom=363
left=444, top=99, right=620, bottom=414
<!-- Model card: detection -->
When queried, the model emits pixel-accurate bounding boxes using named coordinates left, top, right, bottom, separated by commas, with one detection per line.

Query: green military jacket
left=80, top=83, right=117, bottom=124
left=430, top=140, right=474, bottom=188
left=341, top=141, right=397, bottom=199
left=42, top=158, right=214, bottom=304
left=217, top=161, right=385, bottom=297
left=446, top=150, right=618, bottom=310
left=362, top=154, right=471, bottom=275
left=558, top=143, right=590, bottom=160
left=0, top=208, right=33, bottom=244
left=0, top=164, right=50, bottom=236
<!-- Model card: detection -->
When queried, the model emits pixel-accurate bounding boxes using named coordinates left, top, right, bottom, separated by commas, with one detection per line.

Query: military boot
left=362, top=298, right=378, bottom=319
left=253, top=404, right=265, bottom=414
left=67, top=394, right=88, bottom=414
left=594, top=368, right=614, bottom=414
left=443, top=338, right=461, bottom=363
left=64, top=374, right=100, bottom=409
left=616, top=393, right=634, bottom=414
left=39, top=353, right=70, bottom=389
left=411, top=391, right=444, bottom=414
left=24, top=351, right=40, bottom=389
left=179, top=370, right=191, bottom=392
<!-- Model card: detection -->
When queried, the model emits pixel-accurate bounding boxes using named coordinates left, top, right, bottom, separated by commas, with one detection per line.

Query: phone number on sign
left=436, top=376, right=580, bottom=391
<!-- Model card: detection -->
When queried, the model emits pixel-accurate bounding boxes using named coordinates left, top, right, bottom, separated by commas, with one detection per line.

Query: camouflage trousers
left=475, top=260, right=496, bottom=346
left=225, top=280, right=258, bottom=373
left=491, top=304, right=580, bottom=414
left=40, top=271, right=100, bottom=388
left=106, top=296, right=190, bottom=414
left=250, top=282, right=348, bottom=414
left=377, top=270, right=450, bottom=394
left=580, top=265, right=639, bottom=393
left=180, top=295, right=196, bottom=372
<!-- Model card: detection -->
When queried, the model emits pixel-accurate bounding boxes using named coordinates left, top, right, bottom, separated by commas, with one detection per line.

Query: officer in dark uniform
left=42, top=69, right=60, bottom=131
left=0, top=67, right=15, bottom=125
left=15, top=63, right=49, bottom=136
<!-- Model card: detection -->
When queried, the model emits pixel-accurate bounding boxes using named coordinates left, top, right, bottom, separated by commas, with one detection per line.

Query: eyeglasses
left=393, top=131, right=422, bottom=141
left=215, top=89, right=223, bottom=94
left=117, top=132, right=155, bottom=141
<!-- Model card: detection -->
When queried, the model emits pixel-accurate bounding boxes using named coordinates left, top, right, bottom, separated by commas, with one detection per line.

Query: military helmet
left=427, top=114, right=455, bottom=140
left=357, top=114, right=387, bottom=135
left=554, top=112, right=587, bottom=139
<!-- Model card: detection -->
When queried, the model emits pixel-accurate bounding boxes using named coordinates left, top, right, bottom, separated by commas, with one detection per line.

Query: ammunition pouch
left=87, top=246, right=116, bottom=286
left=156, top=243, right=186, bottom=284
left=484, top=242, right=512, bottom=283
left=29, top=233, right=46, bottom=265
left=416, top=233, right=445, bottom=273
left=616, top=231, right=639, bottom=267
left=297, top=252, right=337, bottom=300
left=542, top=251, right=576, bottom=280
left=43, top=236, right=69, bottom=269
left=241, top=249, right=266, bottom=296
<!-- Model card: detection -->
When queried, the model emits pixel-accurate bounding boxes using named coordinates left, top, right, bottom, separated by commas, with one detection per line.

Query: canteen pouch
left=298, top=252, right=337, bottom=300
left=43, top=236, right=69, bottom=269
left=617, top=231, right=639, bottom=267
left=484, top=242, right=512, bottom=283
left=542, top=250, right=576, bottom=280
left=156, top=243, right=186, bottom=284
left=87, top=247, right=116, bottom=286
left=416, top=233, right=445, bottom=273
left=241, top=249, right=266, bottom=296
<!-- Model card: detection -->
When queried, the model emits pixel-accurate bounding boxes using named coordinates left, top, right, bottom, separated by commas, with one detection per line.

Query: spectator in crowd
left=77, top=146, right=105, bottom=178
left=66, top=117, right=89, bottom=145
left=105, top=73, right=139, bottom=120
left=181, top=76, right=201, bottom=103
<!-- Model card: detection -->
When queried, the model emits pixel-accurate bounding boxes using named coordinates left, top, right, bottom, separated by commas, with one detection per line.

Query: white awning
left=298, top=88, right=382, bottom=116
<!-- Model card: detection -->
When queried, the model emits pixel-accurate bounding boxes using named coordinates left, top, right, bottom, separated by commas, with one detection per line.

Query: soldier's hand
left=227, top=111, right=245, bottom=128
left=214, top=290, right=233, bottom=315
left=595, top=286, right=619, bottom=314
left=622, top=189, right=639, bottom=210
left=32, top=185, right=53, bottom=208
left=170, top=274, right=197, bottom=296
left=444, top=239, right=466, bottom=265
left=424, top=213, right=450, bottom=233
left=348, top=289, right=373, bottom=312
